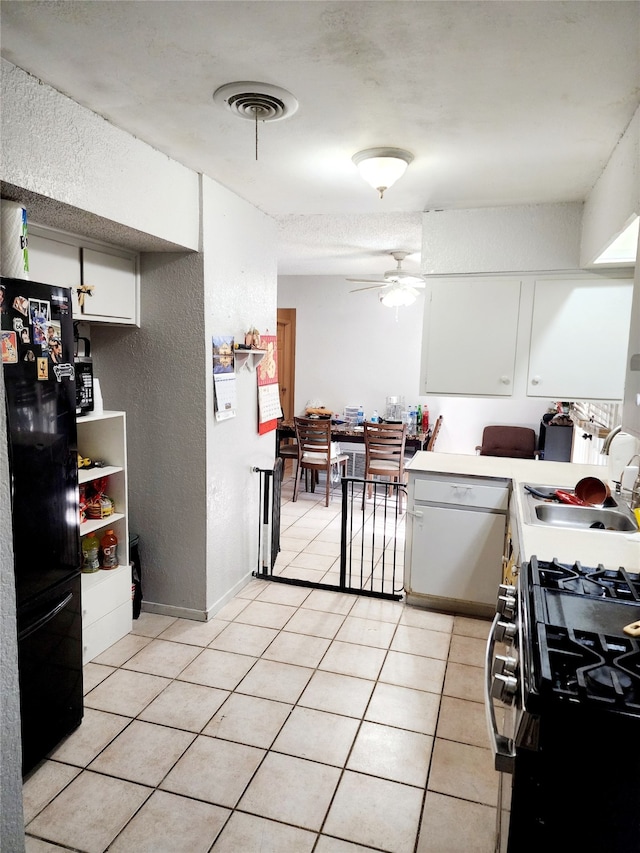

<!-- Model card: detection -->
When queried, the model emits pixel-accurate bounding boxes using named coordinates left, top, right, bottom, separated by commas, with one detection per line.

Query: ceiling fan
left=347, top=251, right=426, bottom=307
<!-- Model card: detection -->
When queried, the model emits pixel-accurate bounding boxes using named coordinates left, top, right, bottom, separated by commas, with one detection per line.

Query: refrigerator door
left=18, top=574, right=83, bottom=775
left=1, top=277, right=80, bottom=605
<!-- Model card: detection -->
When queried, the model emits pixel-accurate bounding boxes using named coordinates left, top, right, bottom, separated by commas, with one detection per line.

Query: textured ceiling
left=1, top=1, right=638, bottom=276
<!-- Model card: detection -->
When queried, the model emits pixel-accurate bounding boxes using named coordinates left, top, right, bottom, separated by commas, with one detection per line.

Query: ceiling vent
left=213, top=82, right=298, bottom=122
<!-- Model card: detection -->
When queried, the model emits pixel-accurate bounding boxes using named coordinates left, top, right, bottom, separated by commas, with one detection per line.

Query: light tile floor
left=23, top=475, right=498, bottom=853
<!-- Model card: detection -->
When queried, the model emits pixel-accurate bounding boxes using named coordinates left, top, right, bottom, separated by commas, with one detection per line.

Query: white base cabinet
left=77, top=410, right=131, bottom=663
left=405, top=472, right=509, bottom=616
left=81, top=565, right=132, bottom=664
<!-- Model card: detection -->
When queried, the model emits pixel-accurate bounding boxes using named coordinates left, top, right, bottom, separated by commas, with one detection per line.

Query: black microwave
left=75, top=357, right=94, bottom=416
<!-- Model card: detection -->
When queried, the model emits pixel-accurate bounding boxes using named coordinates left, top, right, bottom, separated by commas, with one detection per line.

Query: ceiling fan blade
left=349, top=284, right=385, bottom=293
left=346, top=277, right=384, bottom=284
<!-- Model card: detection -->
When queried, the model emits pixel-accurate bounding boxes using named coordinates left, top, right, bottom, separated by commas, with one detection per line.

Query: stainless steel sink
left=522, top=483, right=638, bottom=532
left=534, top=503, right=638, bottom=531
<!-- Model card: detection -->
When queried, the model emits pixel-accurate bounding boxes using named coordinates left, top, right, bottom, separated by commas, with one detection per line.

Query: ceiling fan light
left=379, top=284, right=417, bottom=308
left=352, top=148, right=413, bottom=198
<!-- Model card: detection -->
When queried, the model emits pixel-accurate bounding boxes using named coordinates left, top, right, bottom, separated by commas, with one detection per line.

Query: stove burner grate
left=532, top=558, right=640, bottom=601
left=541, top=625, right=640, bottom=709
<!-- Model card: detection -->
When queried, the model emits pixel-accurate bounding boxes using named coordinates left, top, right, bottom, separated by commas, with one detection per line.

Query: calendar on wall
left=256, top=334, right=282, bottom=434
left=212, top=336, right=237, bottom=421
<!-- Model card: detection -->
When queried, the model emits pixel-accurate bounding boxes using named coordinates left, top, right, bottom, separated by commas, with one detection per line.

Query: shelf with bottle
left=77, top=410, right=128, bottom=561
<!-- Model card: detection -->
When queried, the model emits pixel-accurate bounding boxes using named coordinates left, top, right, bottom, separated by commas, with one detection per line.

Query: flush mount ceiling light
left=352, top=148, right=414, bottom=198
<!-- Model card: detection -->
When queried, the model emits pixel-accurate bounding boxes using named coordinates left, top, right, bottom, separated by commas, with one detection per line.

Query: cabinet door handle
left=500, top=375, right=511, bottom=385
left=531, top=375, right=541, bottom=386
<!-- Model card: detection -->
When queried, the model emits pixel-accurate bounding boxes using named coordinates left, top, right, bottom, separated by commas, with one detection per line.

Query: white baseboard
left=140, top=569, right=256, bottom=623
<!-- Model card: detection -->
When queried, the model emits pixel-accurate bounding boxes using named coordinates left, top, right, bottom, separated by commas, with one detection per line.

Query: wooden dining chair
left=293, top=417, right=349, bottom=507
left=426, top=415, right=443, bottom=451
left=363, top=421, right=408, bottom=512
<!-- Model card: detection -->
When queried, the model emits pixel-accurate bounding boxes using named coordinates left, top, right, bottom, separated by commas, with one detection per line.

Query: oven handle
left=485, top=612, right=516, bottom=774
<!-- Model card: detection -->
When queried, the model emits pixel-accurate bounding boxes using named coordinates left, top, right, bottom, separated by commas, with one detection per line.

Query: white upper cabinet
left=527, top=277, right=633, bottom=400
left=27, top=225, right=139, bottom=326
left=27, top=232, right=81, bottom=289
left=421, top=277, right=522, bottom=396
left=79, top=248, right=137, bottom=323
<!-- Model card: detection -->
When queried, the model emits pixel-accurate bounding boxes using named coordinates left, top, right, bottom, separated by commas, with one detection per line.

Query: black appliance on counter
left=1, top=276, right=83, bottom=776
left=537, top=418, right=573, bottom=462
left=74, top=333, right=94, bottom=416
left=486, top=556, right=640, bottom=852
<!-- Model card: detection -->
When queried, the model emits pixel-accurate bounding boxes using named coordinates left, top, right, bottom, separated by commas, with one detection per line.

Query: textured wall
left=277, top=274, right=546, bottom=455
left=278, top=274, right=424, bottom=419
left=92, top=251, right=208, bottom=616
left=0, top=368, right=25, bottom=851
left=1, top=59, right=199, bottom=251
left=421, top=202, right=582, bottom=275
left=202, top=178, right=277, bottom=612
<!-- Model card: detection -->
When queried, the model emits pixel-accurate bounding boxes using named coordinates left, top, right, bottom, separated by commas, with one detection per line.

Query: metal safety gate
left=253, top=467, right=404, bottom=601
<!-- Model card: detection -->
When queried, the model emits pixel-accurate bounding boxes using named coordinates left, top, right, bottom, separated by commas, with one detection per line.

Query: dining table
left=277, top=418, right=430, bottom=463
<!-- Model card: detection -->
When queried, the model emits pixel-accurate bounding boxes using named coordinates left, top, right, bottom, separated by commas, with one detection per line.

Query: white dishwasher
left=405, top=473, right=509, bottom=614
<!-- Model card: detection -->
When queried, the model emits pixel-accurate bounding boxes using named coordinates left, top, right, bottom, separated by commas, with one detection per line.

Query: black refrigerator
left=1, top=275, right=83, bottom=776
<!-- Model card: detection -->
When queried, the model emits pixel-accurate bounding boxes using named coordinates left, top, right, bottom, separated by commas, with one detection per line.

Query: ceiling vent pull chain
left=254, top=107, right=259, bottom=162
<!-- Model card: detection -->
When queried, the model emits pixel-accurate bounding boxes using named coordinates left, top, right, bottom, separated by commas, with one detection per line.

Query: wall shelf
left=235, top=349, right=266, bottom=373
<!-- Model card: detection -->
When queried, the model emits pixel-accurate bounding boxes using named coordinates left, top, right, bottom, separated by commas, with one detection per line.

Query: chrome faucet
left=601, top=424, right=622, bottom=455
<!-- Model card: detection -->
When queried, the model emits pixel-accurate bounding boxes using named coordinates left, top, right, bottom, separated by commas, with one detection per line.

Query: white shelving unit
left=76, top=410, right=132, bottom=663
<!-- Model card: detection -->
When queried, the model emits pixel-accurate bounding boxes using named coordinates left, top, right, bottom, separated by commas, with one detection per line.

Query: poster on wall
left=256, top=334, right=282, bottom=434
left=212, top=335, right=237, bottom=421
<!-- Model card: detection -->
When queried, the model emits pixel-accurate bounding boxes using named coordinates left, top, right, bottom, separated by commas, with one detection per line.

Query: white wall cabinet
left=28, top=225, right=139, bottom=326
left=79, top=247, right=137, bottom=323
left=421, top=278, right=522, bottom=396
left=527, top=277, right=633, bottom=400
left=77, top=410, right=131, bottom=663
left=404, top=471, right=509, bottom=617
left=27, top=231, right=81, bottom=290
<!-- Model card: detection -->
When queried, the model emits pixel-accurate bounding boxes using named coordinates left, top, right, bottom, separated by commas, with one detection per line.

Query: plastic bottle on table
left=100, top=529, right=119, bottom=569
left=417, top=404, right=422, bottom=430
left=357, top=405, right=364, bottom=425
left=81, top=533, right=100, bottom=573
left=422, top=405, right=430, bottom=432
left=371, top=410, right=379, bottom=423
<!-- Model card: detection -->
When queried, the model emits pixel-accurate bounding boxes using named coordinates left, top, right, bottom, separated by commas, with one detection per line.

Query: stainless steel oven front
left=485, top=558, right=640, bottom=853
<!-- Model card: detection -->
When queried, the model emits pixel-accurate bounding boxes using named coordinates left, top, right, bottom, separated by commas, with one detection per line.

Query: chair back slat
left=292, top=416, right=348, bottom=506
left=295, top=416, right=332, bottom=458
left=426, top=415, right=443, bottom=451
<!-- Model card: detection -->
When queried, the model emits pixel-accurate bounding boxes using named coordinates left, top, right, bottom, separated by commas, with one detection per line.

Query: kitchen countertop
left=406, top=452, right=640, bottom=571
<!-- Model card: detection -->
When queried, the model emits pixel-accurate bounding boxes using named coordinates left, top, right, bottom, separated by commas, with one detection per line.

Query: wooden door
left=277, top=308, right=296, bottom=421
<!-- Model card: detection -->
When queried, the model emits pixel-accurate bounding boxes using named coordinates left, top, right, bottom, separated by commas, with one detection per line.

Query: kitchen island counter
left=406, top=452, right=639, bottom=579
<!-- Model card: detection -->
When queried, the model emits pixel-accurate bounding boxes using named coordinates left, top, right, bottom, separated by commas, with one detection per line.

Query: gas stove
left=486, top=556, right=640, bottom=852
left=525, top=557, right=640, bottom=714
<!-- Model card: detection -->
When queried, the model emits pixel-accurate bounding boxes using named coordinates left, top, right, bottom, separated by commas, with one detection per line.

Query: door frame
left=277, top=308, right=296, bottom=422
